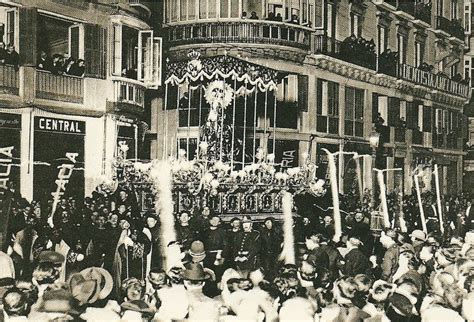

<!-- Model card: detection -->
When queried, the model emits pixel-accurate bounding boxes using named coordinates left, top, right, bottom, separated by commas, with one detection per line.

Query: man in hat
left=176, top=212, right=196, bottom=251
left=342, top=234, right=371, bottom=277
left=182, top=262, right=222, bottom=320
left=380, top=229, right=400, bottom=282
left=232, top=216, right=261, bottom=276
left=410, top=229, right=426, bottom=255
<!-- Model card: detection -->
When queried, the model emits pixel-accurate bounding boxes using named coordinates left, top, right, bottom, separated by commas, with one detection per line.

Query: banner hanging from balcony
left=165, top=51, right=283, bottom=92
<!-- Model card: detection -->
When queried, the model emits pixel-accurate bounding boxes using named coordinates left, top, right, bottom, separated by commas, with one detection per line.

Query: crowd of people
left=37, top=51, right=85, bottom=77
left=0, top=181, right=474, bottom=321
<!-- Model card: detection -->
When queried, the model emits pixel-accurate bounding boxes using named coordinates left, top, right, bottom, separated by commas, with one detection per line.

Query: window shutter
left=316, top=79, right=323, bottom=115
left=372, top=93, right=379, bottom=123
left=423, top=106, right=431, bottom=132
left=19, top=7, right=38, bottom=66
left=84, top=24, right=107, bottom=79
left=378, top=96, right=388, bottom=125
left=406, top=101, right=415, bottom=129
left=297, top=75, right=308, bottom=112
left=388, top=97, right=400, bottom=127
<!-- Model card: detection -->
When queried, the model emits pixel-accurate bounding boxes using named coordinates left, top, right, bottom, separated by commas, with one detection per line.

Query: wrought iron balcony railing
left=166, top=20, right=312, bottom=51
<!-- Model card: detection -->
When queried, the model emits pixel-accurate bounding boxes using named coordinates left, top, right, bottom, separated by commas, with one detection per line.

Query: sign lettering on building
left=34, top=116, right=86, bottom=134
left=0, top=146, right=13, bottom=189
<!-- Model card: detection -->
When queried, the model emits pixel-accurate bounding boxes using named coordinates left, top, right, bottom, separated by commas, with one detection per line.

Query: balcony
left=166, top=20, right=312, bottom=52
left=0, top=65, right=19, bottom=96
left=312, top=35, right=376, bottom=70
left=376, top=0, right=431, bottom=24
left=36, top=70, right=84, bottom=104
left=398, top=64, right=470, bottom=98
left=436, top=16, right=465, bottom=40
left=110, top=77, right=146, bottom=114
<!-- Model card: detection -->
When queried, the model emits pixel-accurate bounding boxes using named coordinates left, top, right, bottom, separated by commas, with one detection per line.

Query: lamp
left=368, top=130, right=380, bottom=208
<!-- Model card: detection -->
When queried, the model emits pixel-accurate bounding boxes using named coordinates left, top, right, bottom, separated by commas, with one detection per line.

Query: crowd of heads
left=37, top=50, right=85, bottom=77
left=0, top=182, right=474, bottom=321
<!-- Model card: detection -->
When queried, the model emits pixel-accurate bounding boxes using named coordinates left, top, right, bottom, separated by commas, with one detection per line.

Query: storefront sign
left=0, top=113, right=21, bottom=129
left=272, top=140, right=299, bottom=170
left=33, top=117, right=85, bottom=201
left=0, top=146, right=13, bottom=189
left=34, top=116, right=85, bottom=134
left=0, top=113, right=21, bottom=191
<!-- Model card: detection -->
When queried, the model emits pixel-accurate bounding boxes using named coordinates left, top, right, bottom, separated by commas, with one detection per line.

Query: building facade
left=0, top=0, right=161, bottom=200
left=152, top=0, right=469, bottom=198
left=463, top=0, right=474, bottom=194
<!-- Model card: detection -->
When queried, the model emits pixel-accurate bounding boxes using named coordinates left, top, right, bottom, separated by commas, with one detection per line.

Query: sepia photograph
left=0, top=0, right=473, bottom=321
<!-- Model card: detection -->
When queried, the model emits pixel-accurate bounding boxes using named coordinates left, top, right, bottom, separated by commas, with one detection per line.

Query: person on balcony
left=69, top=59, right=85, bottom=77
left=37, top=51, right=52, bottom=71
left=0, top=42, right=7, bottom=64
left=51, top=54, right=63, bottom=75
left=241, top=11, right=248, bottom=19
left=249, top=11, right=259, bottom=20
left=275, top=13, right=283, bottom=21
left=5, top=44, right=19, bottom=67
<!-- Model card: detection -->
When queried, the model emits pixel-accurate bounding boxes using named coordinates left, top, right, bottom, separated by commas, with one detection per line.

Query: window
left=317, top=79, right=339, bottom=134
left=450, top=63, right=458, bottom=78
left=6, top=9, right=16, bottom=48
left=112, top=24, right=122, bottom=76
left=451, top=0, right=458, bottom=19
left=465, top=4, right=471, bottom=32
left=68, top=24, right=84, bottom=60
left=415, top=41, right=424, bottom=67
left=377, top=26, right=387, bottom=54
left=279, top=75, right=298, bottom=104
left=398, top=34, right=407, bottom=64
left=435, top=108, right=443, bottom=133
left=388, top=97, right=400, bottom=127
left=138, top=30, right=162, bottom=89
left=423, top=106, right=431, bottom=132
left=344, top=87, right=364, bottom=137
left=437, top=0, right=444, bottom=17
left=327, top=3, right=336, bottom=38
left=350, top=12, right=361, bottom=37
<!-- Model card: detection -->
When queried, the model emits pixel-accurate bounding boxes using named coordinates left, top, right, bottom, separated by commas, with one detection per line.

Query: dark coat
left=342, top=248, right=371, bottom=276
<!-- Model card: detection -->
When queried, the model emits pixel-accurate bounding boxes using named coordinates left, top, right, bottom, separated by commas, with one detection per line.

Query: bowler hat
left=182, top=262, right=211, bottom=281
left=189, top=240, right=206, bottom=263
left=242, top=216, right=252, bottom=223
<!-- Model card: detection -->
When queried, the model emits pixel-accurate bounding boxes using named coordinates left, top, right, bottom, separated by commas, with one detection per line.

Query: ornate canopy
left=165, top=52, right=284, bottom=92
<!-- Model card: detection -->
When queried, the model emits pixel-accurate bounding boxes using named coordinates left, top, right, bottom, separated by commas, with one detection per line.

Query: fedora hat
left=182, top=262, right=211, bottom=281
left=78, top=267, right=113, bottom=302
